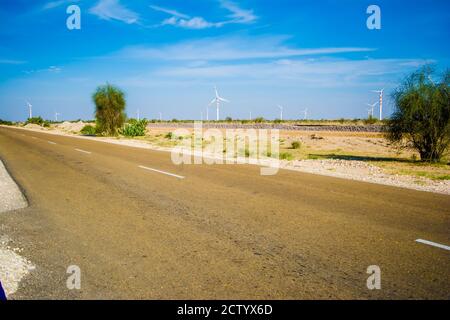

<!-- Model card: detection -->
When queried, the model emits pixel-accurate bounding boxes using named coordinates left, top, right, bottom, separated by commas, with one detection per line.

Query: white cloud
left=219, top=0, right=257, bottom=24
left=0, top=59, right=26, bottom=65
left=42, top=0, right=79, bottom=10
left=149, top=5, right=189, bottom=19
left=89, top=0, right=139, bottom=24
left=149, top=1, right=257, bottom=29
left=118, top=36, right=375, bottom=61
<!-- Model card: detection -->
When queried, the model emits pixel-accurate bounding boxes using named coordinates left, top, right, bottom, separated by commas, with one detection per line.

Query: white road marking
left=138, top=165, right=185, bottom=179
left=415, top=239, right=450, bottom=251
left=47, top=141, right=57, bottom=145
left=75, top=148, right=91, bottom=154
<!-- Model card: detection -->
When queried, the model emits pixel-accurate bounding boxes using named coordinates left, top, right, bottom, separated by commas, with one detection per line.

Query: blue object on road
left=0, top=281, right=7, bottom=301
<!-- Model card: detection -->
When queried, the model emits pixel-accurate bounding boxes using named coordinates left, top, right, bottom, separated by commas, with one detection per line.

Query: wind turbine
left=277, top=105, right=283, bottom=121
left=136, top=109, right=140, bottom=121
left=249, top=111, right=252, bottom=121
left=301, top=108, right=308, bottom=120
left=159, top=112, right=162, bottom=121
left=54, top=111, right=61, bottom=122
left=209, top=86, right=229, bottom=121
left=366, top=102, right=378, bottom=118
left=206, top=105, right=209, bottom=121
left=26, top=100, right=32, bottom=119
left=372, top=89, right=384, bottom=120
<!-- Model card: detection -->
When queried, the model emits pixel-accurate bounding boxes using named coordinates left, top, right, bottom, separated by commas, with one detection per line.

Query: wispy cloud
left=219, top=0, right=257, bottom=24
left=89, top=0, right=139, bottom=24
left=118, top=36, right=375, bottom=61
left=0, top=59, right=26, bottom=65
left=149, top=1, right=257, bottom=29
left=23, top=66, right=62, bottom=75
left=43, top=0, right=80, bottom=10
left=149, top=5, right=189, bottom=19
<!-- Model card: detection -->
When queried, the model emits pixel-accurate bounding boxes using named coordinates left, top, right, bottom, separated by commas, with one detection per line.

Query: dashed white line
left=415, top=239, right=450, bottom=251
left=75, top=148, right=91, bottom=154
left=138, top=165, right=185, bottom=179
left=48, top=141, right=57, bottom=145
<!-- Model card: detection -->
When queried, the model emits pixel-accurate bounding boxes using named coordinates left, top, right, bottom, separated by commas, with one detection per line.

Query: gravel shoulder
left=0, top=159, right=27, bottom=213
left=0, top=160, right=33, bottom=299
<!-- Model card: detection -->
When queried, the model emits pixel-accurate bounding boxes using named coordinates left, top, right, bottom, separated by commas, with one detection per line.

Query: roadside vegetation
left=0, top=119, right=14, bottom=125
left=25, top=116, right=50, bottom=127
left=93, top=84, right=126, bottom=136
left=120, top=119, right=148, bottom=137
left=386, top=66, right=449, bottom=163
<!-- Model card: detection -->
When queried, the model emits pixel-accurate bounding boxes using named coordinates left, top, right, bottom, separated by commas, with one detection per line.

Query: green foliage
left=225, top=116, right=233, bottom=122
left=254, top=117, right=265, bottom=123
left=279, top=152, right=293, bottom=160
left=0, top=119, right=13, bottom=125
left=26, top=116, right=50, bottom=127
left=120, top=119, right=148, bottom=137
left=165, top=132, right=173, bottom=139
left=273, top=119, right=282, bottom=124
left=291, top=141, right=301, bottom=149
left=364, top=115, right=378, bottom=125
left=80, top=125, right=97, bottom=136
left=92, top=84, right=126, bottom=136
left=386, top=66, right=450, bottom=162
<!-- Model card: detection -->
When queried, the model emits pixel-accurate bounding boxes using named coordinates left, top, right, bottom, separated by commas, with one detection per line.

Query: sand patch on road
left=0, top=235, right=35, bottom=298
left=0, top=160, right=27, bottom=213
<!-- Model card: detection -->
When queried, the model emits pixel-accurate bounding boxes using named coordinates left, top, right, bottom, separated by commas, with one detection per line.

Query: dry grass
left=141, top=127, right=450, bottom=180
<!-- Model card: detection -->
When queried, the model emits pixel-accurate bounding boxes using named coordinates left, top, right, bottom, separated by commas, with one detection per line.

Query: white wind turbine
left=54, top=111, right=61, bottom=122
left=26, top=100, right=33, bottom=119
left=372, top=89, right=384, bottom=120
left=209, top=86, right=229, bottom=121
left=366, top=101, right=378, bottom=118
left=136, top=109, right=140, bottom=121
left=277, top=105, right=283, bottom=121
left=158, top=112, right=162, bottom=121
left=301, top=108, right=308, bottom=120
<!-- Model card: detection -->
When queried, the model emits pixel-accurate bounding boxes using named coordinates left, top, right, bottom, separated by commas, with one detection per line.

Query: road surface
left=0, top=126, right=449, bottom=299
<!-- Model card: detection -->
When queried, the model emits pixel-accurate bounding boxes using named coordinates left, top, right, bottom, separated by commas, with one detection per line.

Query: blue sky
left=0, top=0, right=449, bottom=121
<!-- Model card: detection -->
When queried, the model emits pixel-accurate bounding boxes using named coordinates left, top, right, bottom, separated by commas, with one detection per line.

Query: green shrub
left=254, top=117, right=264, bottom=123
left=291, top=141, right=301, bottom=149
left=280, top=152, right=293, bottom=160
left=165, top=132, right=173, bottom=139
left=120, top=119, right=148, bottom=137
left=0, top=119, right=13, bottom=125
left=80, top=125, right=97, bottom=136
left=26, top=116, right=50, bottom=127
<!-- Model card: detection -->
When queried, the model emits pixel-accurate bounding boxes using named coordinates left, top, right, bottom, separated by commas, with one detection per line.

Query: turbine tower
left=301, top=108, right=308, bottom=120
left=54, top=111, right=61, bottom=121
left=372, top=89, right=384, bottom=120
left=209, top=86, right=229, bottom=121
left=136, top=109, right=140, bottom=121
left=277, top=105, right=283, bottom=121
left=366, top=102, right=378, bottom=118
left=26, top=101, right=32, bottom=119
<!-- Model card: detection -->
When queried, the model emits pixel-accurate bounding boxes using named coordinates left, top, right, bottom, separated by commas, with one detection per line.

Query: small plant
left=225, top=116, right=233, bottom=122
left=274, top=119, right=282, bottom=124
left=254, top=117, right=264, bottom=123
left=80, top=125, right=97, bottom=136
left=279, top=152, right=293, bottom=160
left=291, top=141, right=301, bottom=149
left=165, top=132, right=173, bottom=139
left=120, top=119, right=148, bottom=137
left=26, top=116, right=50, bottom=127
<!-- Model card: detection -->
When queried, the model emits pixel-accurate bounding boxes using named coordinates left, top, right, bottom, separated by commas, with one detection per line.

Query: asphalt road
left=0, top=126, right=449, bottom=299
